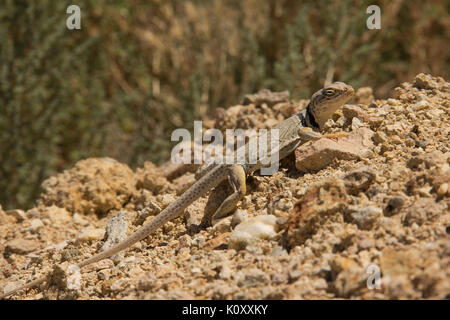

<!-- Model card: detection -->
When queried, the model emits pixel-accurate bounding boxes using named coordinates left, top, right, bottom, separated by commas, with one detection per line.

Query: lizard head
left=307, top=82, right=354, bottom=130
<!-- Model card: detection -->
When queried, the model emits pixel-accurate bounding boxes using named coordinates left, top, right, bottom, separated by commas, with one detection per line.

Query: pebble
left=77, top=226, right=105, bottom=241
left=46, top=206, right=72, bottom=224
left=110, top=278, right=131, bottom=292
left=288, top=270, right=303, bottom=283
left=295, top=127, right=375, bottom=172
left=351, top=206, right=382, bottom=230
left=437, top=183, right=448, bottom=196
left=5, top=209, right=26, bottom=222
left=231, top=210, right=246, bottom=229
left=5, top=239, right=39, bottom=254
left=228, top=215, right=277, bottom=250
left=211, top=216, right=232, bottom=234
left=73, top=213, right=90, bottom=226
left=66, top=265, right=81, bottom=291
left=178, top=234, right=192, bottom=250
left=271, top=273, right=288, bottom=285
left=239, top=268, right=270, bottom=287
left=384, top=196, right=405, bottom=216
left=2, top=281, right=25, bottom=295
left=28, top=219, right=44, bottom=232
left=351, top=117, right=363, bottom=130
left=412, top=100, right=430, bottom=111
left=101, top=211, right=128, bottom=259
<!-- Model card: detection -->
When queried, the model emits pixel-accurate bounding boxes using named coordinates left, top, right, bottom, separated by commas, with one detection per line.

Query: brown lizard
left=0, top=82, right=354, bottom=299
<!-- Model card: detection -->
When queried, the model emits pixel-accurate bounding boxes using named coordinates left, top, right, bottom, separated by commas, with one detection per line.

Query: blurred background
left=0, top=0, right=448, bottom=210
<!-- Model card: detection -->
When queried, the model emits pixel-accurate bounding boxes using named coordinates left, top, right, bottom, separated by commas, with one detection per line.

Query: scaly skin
left=0, top=82, right=354, bottom=299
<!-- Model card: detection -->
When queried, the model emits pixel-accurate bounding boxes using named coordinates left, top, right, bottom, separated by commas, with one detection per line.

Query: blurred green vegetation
left=0, top=0, right=448, bottom=209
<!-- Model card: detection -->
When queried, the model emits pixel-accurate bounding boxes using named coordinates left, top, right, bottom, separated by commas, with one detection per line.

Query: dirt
left=0, top=73, right=448, bottom=300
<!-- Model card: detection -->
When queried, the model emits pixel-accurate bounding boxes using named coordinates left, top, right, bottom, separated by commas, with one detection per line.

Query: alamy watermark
left=366, top=263, right=382, bottom=290
left=171, top=121, right=280, bottom=175
left=67, top=5, right=380, bottom=31
left=366, top=5, right=381, bottom=29
left=66, top=5, right=81, bottom=30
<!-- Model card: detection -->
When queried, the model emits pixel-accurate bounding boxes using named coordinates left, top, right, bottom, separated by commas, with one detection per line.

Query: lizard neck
left=303, top=103, right=320, bottom=130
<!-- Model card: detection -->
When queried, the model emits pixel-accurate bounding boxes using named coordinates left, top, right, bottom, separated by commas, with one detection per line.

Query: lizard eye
left=324, top=88, right=335, bottom=96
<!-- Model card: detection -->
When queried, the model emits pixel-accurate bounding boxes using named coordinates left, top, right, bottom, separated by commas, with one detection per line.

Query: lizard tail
left=0, top=275, right=48, bottom=299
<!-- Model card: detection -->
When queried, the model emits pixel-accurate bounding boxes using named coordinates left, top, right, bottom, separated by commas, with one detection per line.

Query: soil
left=0, top=73, right=448, bottom=299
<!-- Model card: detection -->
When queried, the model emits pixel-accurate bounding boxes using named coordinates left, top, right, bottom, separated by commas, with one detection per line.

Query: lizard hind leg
left=210, top=165, right=246, bottom=225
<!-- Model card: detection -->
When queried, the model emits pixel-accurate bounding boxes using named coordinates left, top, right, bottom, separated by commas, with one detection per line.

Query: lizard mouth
left=341, top=85, right=354, bottom=99
left=347, top=86, right=355, bottom=96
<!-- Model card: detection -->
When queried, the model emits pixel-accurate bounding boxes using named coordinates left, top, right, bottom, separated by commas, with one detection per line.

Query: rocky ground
left=0, top=73, right=448, bottom=300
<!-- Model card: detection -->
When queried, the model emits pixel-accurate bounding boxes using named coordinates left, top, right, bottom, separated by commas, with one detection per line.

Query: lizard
left=0, top=81, right=354, bottom=299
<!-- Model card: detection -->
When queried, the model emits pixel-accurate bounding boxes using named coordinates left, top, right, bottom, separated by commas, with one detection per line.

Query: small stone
left=239, top=268, right=270, bottom=288
left=387, top=98, right=401, bottom=106
left=100, top=211, right=128, bottom=262
left=192, top=235, right=206, bottom=248
left=73, top=213, right=89, bottom=226
left=271, top=273, right=288, bottom=285
left=390, top=135, right=403, bottom=145
left=0, top=208, right=14, bottom=224
left=158, top=194, right=176, bottom=208
left=412, top=100, right=430, bottom=111
left=270, top=246, right=288, bottom=257
left=6, top=209, right=27, bottom=222
left=46, top=206, right=73, bottom=225
left=351, top=206, right=382, bottom=230
left=288, top=270, right=303, bottom=283
left=110, top=278, right=131, bottom=292
left=358, top=238, right=375, bottom=250
left=351, top=117, right=363, bottom=130
left=228, top=215, right=277, bottom=250
left=66, top=265, right=81, bottom=292
left=437, top=183, right=448, bottom=196
left=385, top=123, right=404, bottom=135
left=117, top=256, right=136, bottom=269
left=203, top=232, right=230, bottom=250
left=3, top=281, right=25, bottom=295
left=384, top=196, right=405, bottom=216
left=138, top=272, right=157, bottom=291
left=342, top=167, right=376, bottom=195
left=404, top=198, right=446, bottom=226
left=5, top=239, right=39, bottom=254
left=335, top=116, right=347, bottom=127
left=354, top=87, right=374, bottom=105
left=211, top=216, right=232, bottom=234
left=231, top=210, right=246, bottom=229
left=191, top=267, right=201, bottom=274
left=218, top=263, right=233, bottom=280
left=84, top=259, right=114, bottom=273
left=413, top=73, right=443, bottom=90
left=342, top=105, right=371, bottom=123
left=295, top=127, right=374, bottom=172
left=417, top=187, right=433, bottom=198
left=178, top=234, right=192, bottom=250
left=26, top=208, right=41, bottom=219
left=98, top=269, right=111, bottom=280
left=77, top=226, right=105, bottom=241
left=28, top=218, right=44, bottom=232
